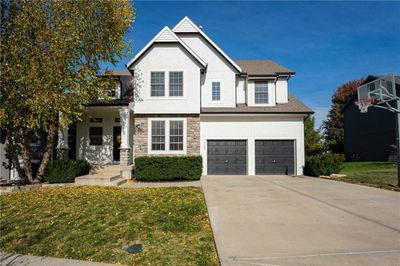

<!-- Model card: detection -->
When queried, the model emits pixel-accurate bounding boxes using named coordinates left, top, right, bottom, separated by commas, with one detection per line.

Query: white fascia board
left=173, top=16, right=242, bottom=73
left=126, top=26, right=206, bottom=69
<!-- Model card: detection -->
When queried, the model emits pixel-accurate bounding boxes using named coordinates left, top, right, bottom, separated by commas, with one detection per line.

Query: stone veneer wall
left=134, top=114, right=200, bottom=157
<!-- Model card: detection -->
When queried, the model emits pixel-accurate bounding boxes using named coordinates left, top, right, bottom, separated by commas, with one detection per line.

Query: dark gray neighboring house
left=343, top=75, right=399, bottom=161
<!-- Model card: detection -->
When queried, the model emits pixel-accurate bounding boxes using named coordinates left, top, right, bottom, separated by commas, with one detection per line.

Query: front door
left=113, top=126, right=121, bottom=162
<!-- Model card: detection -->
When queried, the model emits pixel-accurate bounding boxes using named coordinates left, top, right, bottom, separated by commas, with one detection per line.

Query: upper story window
left=212, top=81, right=221, bottom=101
left=169, top=72, right=183, bottom=97
left=255, top=81, right=268, bottom=104
left=151, top=72, right=165, bottom=96
left=107, top=81, right=121, bottom=99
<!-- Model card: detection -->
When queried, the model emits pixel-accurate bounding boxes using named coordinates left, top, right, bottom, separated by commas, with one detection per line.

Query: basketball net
left=355, top=98, right=377, bottom=113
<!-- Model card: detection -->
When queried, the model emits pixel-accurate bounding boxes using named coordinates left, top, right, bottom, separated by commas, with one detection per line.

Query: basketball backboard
left=356, top=75, right=398, bottom=113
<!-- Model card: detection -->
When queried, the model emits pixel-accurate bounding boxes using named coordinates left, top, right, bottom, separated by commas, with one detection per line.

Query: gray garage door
left=255, top=140, right=295, bottom=175
left=207, top=140, right=247, bottom=175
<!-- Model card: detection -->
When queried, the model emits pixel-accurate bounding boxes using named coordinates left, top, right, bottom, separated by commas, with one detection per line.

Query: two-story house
left=58, top=17, right=312, bottom=176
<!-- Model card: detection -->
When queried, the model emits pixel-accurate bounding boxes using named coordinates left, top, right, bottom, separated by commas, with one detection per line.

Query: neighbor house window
left=151, top=120, right=165, bottom=151
left=255, top=82, right=268, bottom=104
left=169, top=71, right=183, bottom=96
left=151, top=72, right=165, bottom=96
left=89, top=127, right=103, bottom=146
left=212, top=81, right=221, bottom=101
left=169, top=120, right=184, bottom=151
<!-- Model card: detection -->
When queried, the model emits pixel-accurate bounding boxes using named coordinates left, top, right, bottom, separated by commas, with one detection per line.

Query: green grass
left=335, top=161, right=399, bottom=191
left=0, top=187, right=219, bottom=265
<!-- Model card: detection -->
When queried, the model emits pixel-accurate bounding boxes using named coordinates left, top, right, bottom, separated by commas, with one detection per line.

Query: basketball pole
left=396, top=99, right=400, bottom=188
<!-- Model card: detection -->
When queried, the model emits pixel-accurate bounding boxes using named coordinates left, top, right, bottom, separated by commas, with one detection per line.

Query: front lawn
left=335, top=161, right=399, bottom=191
left=0, top=187, right=218, bottom=265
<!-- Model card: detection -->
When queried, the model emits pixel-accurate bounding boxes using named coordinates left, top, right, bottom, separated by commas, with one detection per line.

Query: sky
left=102, top=0, right=400, bottom=128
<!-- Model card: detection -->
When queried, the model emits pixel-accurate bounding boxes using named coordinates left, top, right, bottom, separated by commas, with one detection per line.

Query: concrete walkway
left=202, top=175, right=400, bottom=266
left=121, top=180, right=201, bottom=188
left=0, top=253, right=118, bottom=266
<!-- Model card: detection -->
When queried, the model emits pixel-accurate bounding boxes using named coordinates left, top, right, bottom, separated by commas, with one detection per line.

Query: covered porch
left=57, top=105, right=134, bottom=166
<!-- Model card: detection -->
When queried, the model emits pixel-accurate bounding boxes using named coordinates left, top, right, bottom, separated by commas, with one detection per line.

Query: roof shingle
left=235, top=60, right=294, bottom=76
left=201, top=93, right=312, bottom=114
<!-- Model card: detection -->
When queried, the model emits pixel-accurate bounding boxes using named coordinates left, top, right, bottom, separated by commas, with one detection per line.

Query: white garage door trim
left=202, top=137, right=299, bottom=175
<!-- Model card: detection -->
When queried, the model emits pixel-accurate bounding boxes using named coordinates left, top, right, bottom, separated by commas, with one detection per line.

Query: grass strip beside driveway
left=0, top=186, right=218, bottom=265
left=337, top=162, right=399, bottom=191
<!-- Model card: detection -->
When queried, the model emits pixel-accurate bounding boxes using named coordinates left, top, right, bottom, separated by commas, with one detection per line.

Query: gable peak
left=173, top=16, right=200, bottom=33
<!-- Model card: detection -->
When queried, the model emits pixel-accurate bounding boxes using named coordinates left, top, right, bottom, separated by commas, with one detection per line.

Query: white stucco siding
left=76, top=108, right=124, bottom=165
left=178, top=34, right=237, bottom=108
left=200, top=115, right=305, bottom=175
left=236, top=77, right=246, bottom=104
left=132, top=43, right=201, bottom=114
left=276, top=78, right=289, bottom=103
left=247, top=80, right=276, bottom=107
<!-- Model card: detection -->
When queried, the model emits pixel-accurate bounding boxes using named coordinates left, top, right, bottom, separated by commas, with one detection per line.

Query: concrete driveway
left=202, top=175, right=400, bottom=266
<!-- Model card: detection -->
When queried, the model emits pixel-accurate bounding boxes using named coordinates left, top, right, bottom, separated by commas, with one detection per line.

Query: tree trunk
left=36, top=120, right=57, bottom=180
left=19, top=135, right=34, bottom=183
left=6, top=133, right=26, bottom=183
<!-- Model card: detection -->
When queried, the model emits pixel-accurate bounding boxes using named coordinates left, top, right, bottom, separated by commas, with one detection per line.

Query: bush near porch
left=134, top=156, right=202, bottom=181
left=44, top=159, right=91, bottom=183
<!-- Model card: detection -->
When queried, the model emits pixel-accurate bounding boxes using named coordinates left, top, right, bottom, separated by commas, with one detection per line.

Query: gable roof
left=126, top=26, right=207, bottom=69
left=173, top=17, right=242, bottom=73
left=235, top=60, right=295, bottom=76
left=201, top=93, right=312, bottom=114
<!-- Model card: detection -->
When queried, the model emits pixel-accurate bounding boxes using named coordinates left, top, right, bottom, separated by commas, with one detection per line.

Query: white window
left=151, top=120, right=165, bottom=151
left=149, top=118, right=186, bottom=153
left=169, top=120, right=184, bottom=150
left=255, top=81, right=268, bottom=104
left=212, top=81, right=221, bottom=101
left=151, top=72, right=165, bottom=96
left=169, top=72, right=183, bottom=97
left=108, top=81, right=121, bottom=99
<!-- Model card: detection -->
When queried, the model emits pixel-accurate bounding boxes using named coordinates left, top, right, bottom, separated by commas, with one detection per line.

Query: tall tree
left=304, top=116, right=321, bottom=156
left=323, top=79, right=364, bottom=153
left=0, top=0, right=135, bottom=183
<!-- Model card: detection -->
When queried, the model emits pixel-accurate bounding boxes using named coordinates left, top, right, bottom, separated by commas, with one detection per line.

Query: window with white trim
left=151, top=120, right=165, bottom=150
left=151, top=72, right=165, bottom=96
left=149, top=118, right=186, bottom=153
left=169, top=120, right=184, bottom=151
left=169, top=71, right=183, bottom=96
left=255, top=81, right=268, bottom=104
left=212, top=81, right=221, bottom=101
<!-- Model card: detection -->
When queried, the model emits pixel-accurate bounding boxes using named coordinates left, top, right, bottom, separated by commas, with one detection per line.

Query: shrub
left=44, top=159, right=91, bottom=183
left=304, top=153, right=345, bottom=177
left=134, top=156, right=202, bottom=181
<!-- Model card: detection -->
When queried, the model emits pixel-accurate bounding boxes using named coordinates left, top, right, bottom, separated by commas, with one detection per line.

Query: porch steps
left=75, top=165, right=132, bottom=187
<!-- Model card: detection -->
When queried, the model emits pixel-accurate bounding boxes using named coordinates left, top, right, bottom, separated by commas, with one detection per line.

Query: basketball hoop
left=355, top=98, right=377, bottom=113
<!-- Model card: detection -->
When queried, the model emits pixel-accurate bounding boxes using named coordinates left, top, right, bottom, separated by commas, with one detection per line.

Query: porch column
left=56, top=127, right=69, bottom=159
left=119, top=107, right=131, bottom=166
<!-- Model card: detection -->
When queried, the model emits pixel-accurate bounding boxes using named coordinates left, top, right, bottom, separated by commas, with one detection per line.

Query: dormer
left=235, top=60, right=294, bottom=107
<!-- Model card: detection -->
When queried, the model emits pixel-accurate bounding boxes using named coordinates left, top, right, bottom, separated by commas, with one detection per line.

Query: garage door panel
left=255, top=140, right=295, bottom=175
left=207, top=140, right=247, bottom=175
